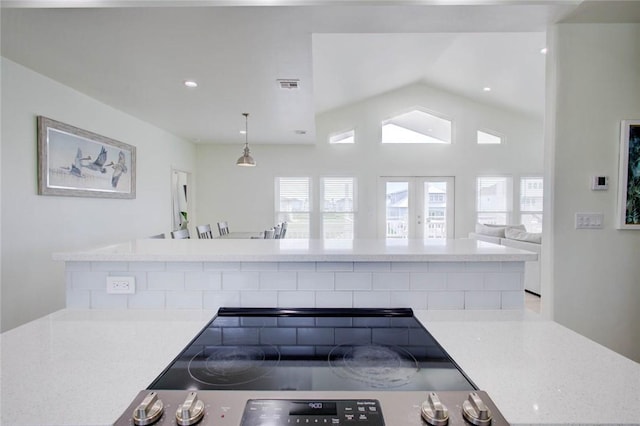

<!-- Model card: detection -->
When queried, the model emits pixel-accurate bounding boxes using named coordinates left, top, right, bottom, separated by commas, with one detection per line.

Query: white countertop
left=2, top=309, right=638, bottom=426
left=52, top=238, right=537, bottom=262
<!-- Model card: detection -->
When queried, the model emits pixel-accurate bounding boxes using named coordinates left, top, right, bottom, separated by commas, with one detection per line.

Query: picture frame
left=37, top=116, right=136, bottom=199
left=617, top=119, right=640, bottom=229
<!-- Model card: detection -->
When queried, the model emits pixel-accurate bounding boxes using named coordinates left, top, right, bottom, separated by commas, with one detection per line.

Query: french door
left=380, top=177, right=455, bottom=239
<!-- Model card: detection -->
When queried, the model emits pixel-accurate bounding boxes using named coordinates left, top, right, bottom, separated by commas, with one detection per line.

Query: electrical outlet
left=106, top=276, right=135, bottom=294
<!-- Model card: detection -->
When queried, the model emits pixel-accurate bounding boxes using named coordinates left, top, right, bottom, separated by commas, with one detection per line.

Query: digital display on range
left=289, top=401, right=337, bottom=416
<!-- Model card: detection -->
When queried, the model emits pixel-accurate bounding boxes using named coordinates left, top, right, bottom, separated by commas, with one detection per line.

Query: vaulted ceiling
left=2, top=1, right=639, bottom=145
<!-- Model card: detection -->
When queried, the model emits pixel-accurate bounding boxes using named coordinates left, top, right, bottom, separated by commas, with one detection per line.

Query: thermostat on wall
left=591, top=176, right=608, bottom=190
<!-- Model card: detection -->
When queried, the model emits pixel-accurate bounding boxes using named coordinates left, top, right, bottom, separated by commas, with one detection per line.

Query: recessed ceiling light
left=540, top=47, right=548, bottom=55
left=483, top=87, right=492, bottom=92
left=240, top=130, right=247, bottom=135
left=183, top=80, right=198, bottom=88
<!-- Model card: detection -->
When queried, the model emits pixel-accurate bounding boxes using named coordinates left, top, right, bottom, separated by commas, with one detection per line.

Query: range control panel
left=241, top=399, right=383, bottom=425
left=113, top=390, right=510, bottom=426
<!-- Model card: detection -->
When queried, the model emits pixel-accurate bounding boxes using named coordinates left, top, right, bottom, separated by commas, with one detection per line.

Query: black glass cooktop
left=148, top=308, right=475, bottom=392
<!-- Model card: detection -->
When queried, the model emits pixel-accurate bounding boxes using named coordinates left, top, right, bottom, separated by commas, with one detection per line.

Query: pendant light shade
left=236, top=112, right=256, bottom=167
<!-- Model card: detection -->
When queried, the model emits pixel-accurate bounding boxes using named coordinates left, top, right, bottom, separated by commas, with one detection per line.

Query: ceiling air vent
left=277, top=79, right=300, bottom=90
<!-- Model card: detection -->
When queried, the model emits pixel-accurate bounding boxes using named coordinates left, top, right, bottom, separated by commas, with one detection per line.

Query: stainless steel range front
left=114, top=308, right=509, bottom=426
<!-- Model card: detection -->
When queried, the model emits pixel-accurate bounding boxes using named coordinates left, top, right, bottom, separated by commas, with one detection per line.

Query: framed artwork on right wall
left=617, top=119, right=640, bottom=229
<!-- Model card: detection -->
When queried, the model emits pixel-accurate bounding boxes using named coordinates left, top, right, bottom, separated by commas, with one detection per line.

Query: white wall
left=196, top=82, right=543, bottom=239
left=549, top=24, right=640, bottom=362
left=0, top=58, right=197, bottom=331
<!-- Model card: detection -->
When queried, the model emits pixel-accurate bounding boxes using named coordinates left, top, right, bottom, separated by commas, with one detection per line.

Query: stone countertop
left=2, top=309, right=638, bottom=426
left=52, top=238, right=538, bottom=262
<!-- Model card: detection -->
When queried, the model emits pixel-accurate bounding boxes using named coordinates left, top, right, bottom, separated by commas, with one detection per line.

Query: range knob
left=175, top=391, right=205, bottom=426
left=421, top=392, right=449, bottom=425
left=132, top=392, right=164, bottom=426
left=462, top=392, right=493, bottom=426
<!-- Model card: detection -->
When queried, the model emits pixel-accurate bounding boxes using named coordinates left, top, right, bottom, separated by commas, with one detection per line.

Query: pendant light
left=236, top=112, right=256, bottom=167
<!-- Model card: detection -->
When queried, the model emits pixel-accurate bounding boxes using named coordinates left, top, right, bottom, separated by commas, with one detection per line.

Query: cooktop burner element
left=114, top=308, right=510, bottom=425
left=328, top=344, right=419, bottom=388
left=188, top=345, right=281, bottom=387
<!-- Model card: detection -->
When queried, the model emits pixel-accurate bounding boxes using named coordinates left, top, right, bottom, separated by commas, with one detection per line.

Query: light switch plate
left=575, top=213, right=604, bottom=229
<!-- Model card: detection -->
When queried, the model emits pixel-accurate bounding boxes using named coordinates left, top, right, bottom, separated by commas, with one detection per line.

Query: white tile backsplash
left=297, top=272, right=334, bottom=290
left=91, top=261, right=128, bottom=272
left=66, top=260, right=526, bottom=312
left=316, top=291, right=353, bottom=308
left=428, top=291, right=465, bottom=310
left=372, top=273, right=410, bottom=290
left=410, top=273, right=447, bottom=290
left=66, top=289, right=90, bottom=308
left=203, top=291, right=240, bottom=309
left=72, top=271, right=107, bottom=290
left=260, top=272, right=297, bottom=290
left=501, top=291, right=525, bottom=309
left=483, top=273, right=522, bottom=290
left=354, top=262, right=391, bottom=272
left=166, top=262, right=203, bottom=272
left=241, top=290, right=278, bottom=307
left=278, top=262, right=316, bottom=272
left=185, top=272, right=222, bottom=291
left=278, top=291, right=315, bottom=307
left=166, top=291, right=203, bottom=309
left=222, top=272, right=260, bottom=290
left=148, top=271, right=185, bottom=291
left=447, top=273, right=484, bottom=290
left=353, top=291, right=391, bottom=308
left=317, top=262, right=353, bottom=272
left=203, top=262, right=241, bottom=271
left=335, top=272, right=371, bottom=290
left=390, top=291, right=427, bottom=309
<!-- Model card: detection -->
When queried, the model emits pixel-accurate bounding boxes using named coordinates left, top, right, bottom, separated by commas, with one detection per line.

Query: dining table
left=216, top=231, right=265, bottom=239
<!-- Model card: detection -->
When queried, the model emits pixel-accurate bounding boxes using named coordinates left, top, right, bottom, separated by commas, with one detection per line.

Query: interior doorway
left=379, top=177, right=455, bottom=239
left=171, top=169, right=191, bottom=232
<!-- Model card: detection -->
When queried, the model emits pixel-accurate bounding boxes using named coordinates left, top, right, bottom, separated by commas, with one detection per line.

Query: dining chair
left=279, top=222, right=288, bottom=239
left=217, top=221, right=229, bottom=236
left=149, top=233, right=166, bottom=239
left=273, top=224, right=282, bottom=239
left=264, top=228, right=276, bottom=239
left=196, top=224, right=214, bottom=239
left=171, top=228, right=190, bottom=239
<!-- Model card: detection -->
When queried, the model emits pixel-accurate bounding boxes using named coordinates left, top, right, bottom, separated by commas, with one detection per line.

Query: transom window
left=329, top=129, right=355, bottom=144
left=477, top=130, right=502, bottom=145
left=382, top=109, right=451, bottom=144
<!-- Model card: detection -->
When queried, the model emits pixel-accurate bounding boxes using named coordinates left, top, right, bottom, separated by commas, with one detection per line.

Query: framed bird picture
left=37, top=116, right=136, bottom=199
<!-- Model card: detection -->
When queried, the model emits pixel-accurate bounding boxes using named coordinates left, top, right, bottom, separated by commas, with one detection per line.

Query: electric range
left=114, top=308, right=509, bottom=425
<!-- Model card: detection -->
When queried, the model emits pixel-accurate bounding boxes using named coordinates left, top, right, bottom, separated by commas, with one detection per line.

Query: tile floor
left=525, top=291, right=541, bottom=313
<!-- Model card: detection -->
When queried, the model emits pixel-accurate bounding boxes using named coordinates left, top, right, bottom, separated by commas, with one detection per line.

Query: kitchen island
left=1, top=309, right=638, bottom=425
left=53, top=238, right=536, bottom=311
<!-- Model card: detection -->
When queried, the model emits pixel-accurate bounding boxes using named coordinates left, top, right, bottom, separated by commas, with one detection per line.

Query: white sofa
left=469, top=224, right=542, bottom=295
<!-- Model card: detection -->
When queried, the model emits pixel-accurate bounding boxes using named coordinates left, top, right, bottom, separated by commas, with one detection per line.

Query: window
left=382, top=109, right=451, bottom=144
left=520, top=177, right=543, bottom=232
left=275, top=177, right=311, bottom=238
left=477, top=130, right=502, bottom=145
left=476, top=176, right=512, bottom=225
left=329, top=129, right=355, bottom=144
left=321, top=177, right=356, bottom=239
